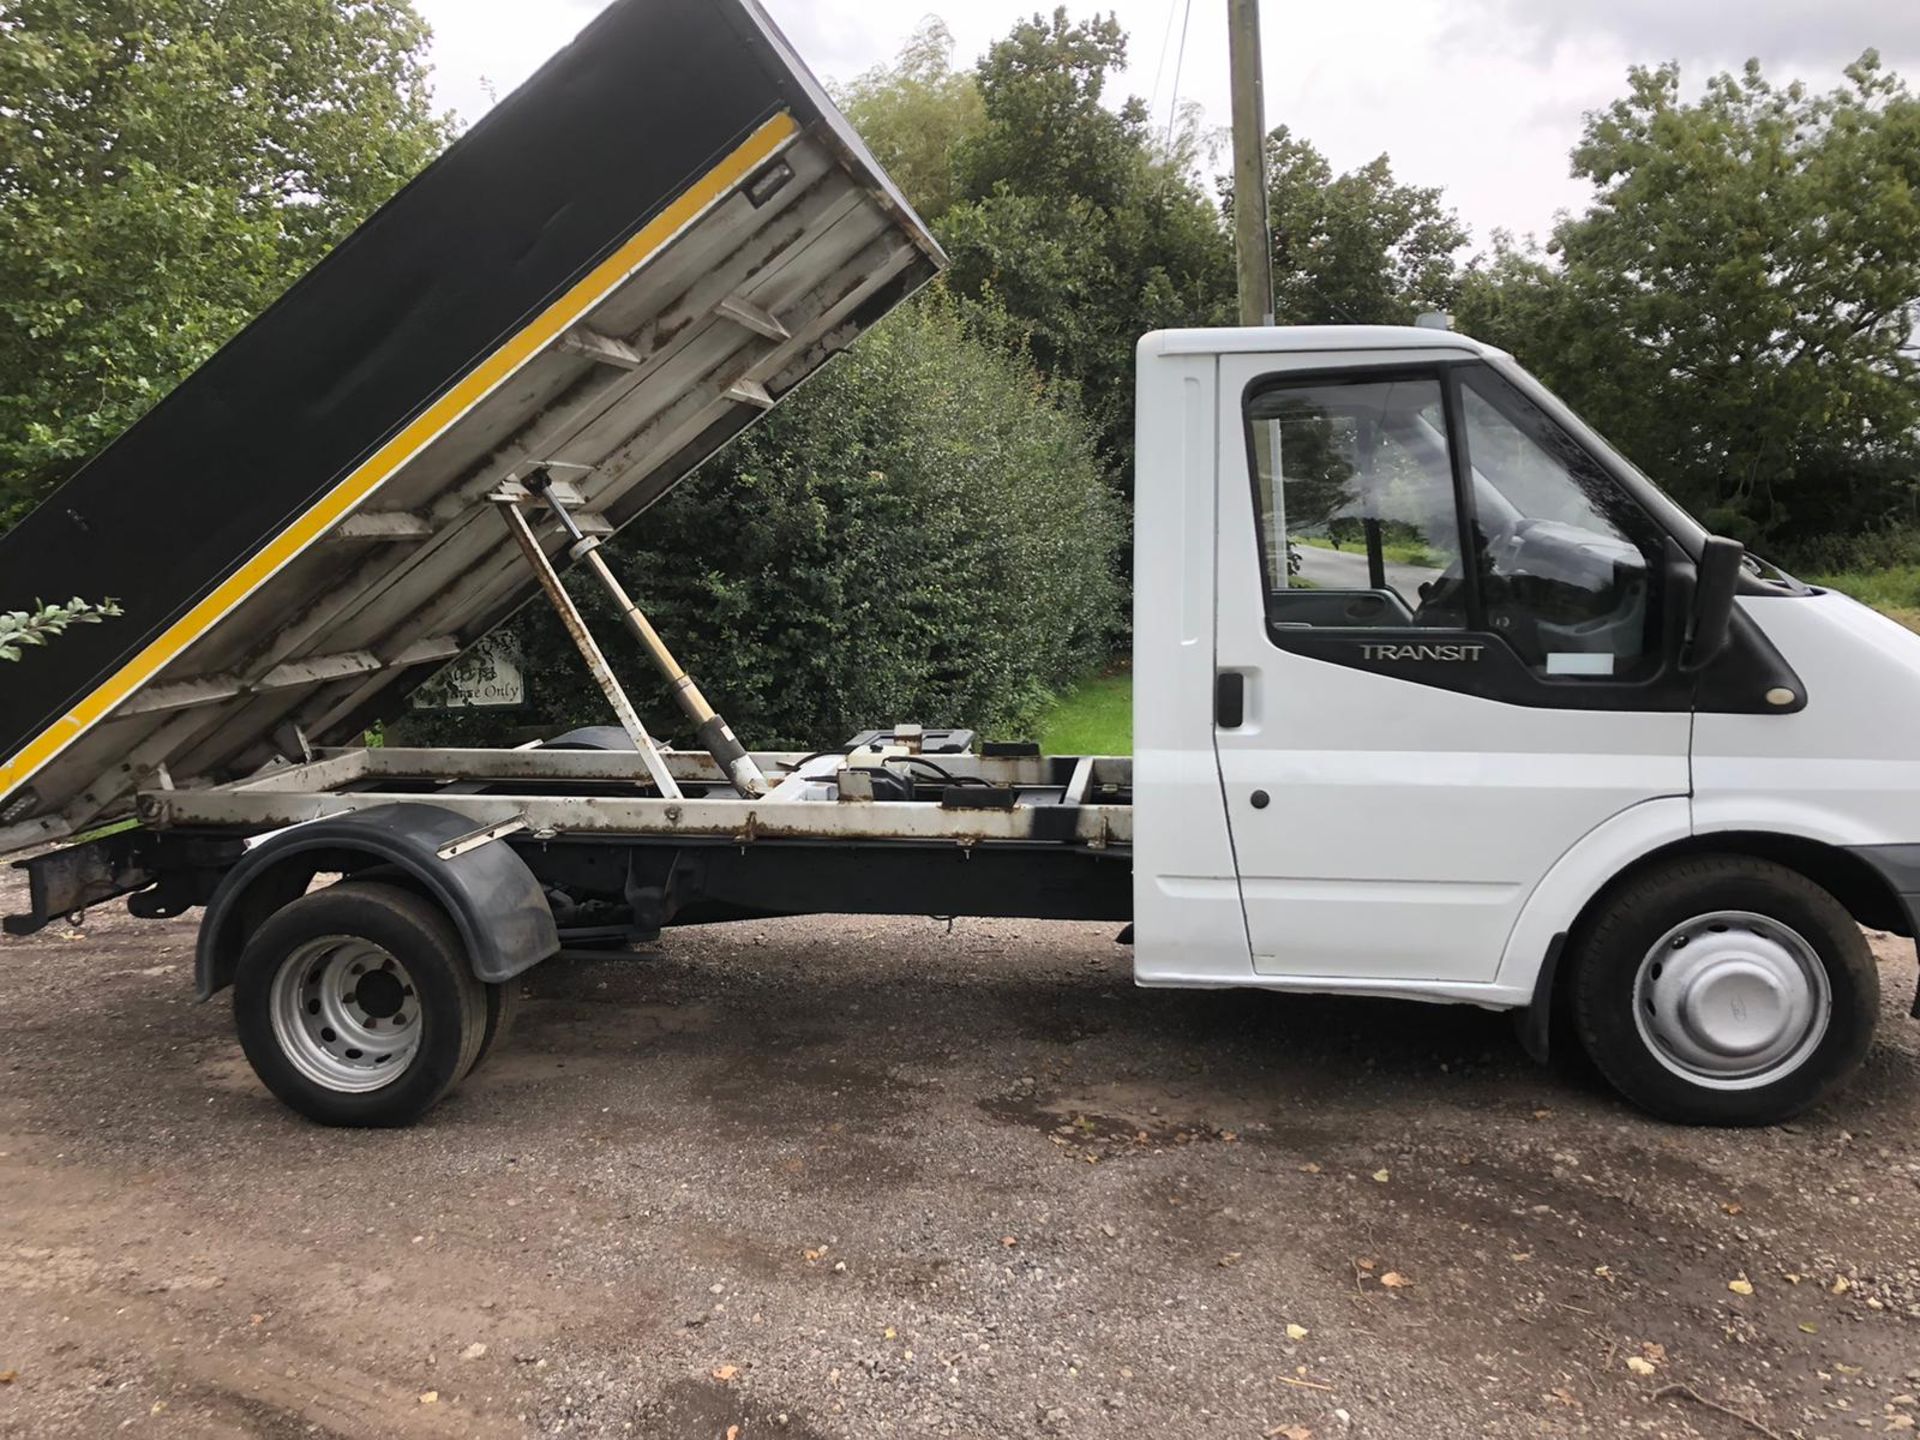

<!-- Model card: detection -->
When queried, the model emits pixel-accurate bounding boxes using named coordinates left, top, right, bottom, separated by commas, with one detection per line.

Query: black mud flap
left=1516, top=933, right=1568, bottom=1065
left=1842, top=845, right=1920, bottom=1018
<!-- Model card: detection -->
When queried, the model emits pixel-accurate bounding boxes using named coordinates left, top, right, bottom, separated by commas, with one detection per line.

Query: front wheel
left=1569, top=855, right=1879, bottom=1126
left=234, top=881, right=488, bottom=1127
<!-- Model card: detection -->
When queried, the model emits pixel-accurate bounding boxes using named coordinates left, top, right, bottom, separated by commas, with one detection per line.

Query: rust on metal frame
left=494, top=498, right=684, bottom=800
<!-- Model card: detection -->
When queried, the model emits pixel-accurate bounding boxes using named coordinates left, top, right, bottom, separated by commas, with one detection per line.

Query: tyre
left=468, top=979, right=525, bottom=1077
left=1569, top=855, right=1879, bottom=1126
left=233, top=881, right=488, bottom=1127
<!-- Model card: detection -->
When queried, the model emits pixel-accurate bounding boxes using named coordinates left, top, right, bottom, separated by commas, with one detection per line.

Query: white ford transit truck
left=3, top=0, right=1914, bottom=1130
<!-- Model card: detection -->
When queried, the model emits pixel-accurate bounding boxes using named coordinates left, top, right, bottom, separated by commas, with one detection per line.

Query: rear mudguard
left=196, top=803, right=558, bottom=999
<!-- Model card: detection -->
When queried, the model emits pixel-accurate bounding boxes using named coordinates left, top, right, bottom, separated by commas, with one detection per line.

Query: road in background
left=1290, top=543, right=1441, bottom=604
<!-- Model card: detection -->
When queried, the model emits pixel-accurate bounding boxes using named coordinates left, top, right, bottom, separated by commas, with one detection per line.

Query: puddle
left=979, top=1088, right=1244, bottom=1163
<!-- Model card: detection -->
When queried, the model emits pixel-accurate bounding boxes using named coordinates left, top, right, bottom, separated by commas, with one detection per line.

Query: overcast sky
left=413, top=0, right=1920, bottom=249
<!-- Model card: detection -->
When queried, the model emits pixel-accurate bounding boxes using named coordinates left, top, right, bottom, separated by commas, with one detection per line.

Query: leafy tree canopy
left=1458, top=53, right=1920, bottom=550
left=953, top=8, right=1144, bottom=211
left=0, top=0, right=450, bottom=530
left=1256, top=126, right=1468, bottom=327
left=937, top=8, right=1235, bottom=485
left=835, top=19, right=984, bottom=223
left=850, top=10, right=1468, bottom=491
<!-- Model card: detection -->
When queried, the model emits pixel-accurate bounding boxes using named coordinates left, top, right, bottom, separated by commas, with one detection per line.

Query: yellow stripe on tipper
left=0, top=112, right=801, bottom=811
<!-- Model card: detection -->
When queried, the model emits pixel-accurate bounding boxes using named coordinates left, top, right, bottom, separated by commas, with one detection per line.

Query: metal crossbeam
left=117, top=638, right=464, bottom=717
left=558, top=327, right=645, bottom=370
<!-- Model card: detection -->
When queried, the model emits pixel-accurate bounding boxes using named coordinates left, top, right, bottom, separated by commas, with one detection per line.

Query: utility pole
left=1227, top=0, right=1274, bottom=327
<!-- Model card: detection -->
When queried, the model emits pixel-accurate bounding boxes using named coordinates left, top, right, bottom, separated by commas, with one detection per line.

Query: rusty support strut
left=526, top=474, right=770, bottom=800
left=494, top=499, right=683, bottom=800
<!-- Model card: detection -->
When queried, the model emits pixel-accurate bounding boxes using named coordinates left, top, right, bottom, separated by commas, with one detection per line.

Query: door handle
left=1216, top=672, right=1246, bottom=729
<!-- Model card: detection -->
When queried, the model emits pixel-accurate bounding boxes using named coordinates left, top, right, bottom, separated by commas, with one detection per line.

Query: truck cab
left=1133, top=325, right=1920, bottom=1124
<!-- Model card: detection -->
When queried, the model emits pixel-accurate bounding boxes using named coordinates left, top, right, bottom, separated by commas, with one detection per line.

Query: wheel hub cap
left=269, top=937, right=421, bottom=1093
left=1633, top=911, right=1830, bottom=1091
left=354, top=969, right=407, bottom=1020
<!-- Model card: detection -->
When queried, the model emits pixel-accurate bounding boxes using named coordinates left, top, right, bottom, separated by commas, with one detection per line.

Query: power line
left=1165, top=0, right=1194, bottom=154
left=1147, top=0, right=1181, bottom=118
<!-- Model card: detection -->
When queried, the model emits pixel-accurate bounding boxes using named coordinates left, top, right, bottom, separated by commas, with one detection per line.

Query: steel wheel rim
left=1632, top=910, right=1831, bottom=1092
left=268, top=936, right=422, bottom=1093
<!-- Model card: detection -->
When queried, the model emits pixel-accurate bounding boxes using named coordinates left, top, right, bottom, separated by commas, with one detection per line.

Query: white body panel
left=1695, top=591, right=1920, bottom=845
left=1130, top=346, right=1250, bottom=980
left=1130, top=326, right=1920, bottom=1012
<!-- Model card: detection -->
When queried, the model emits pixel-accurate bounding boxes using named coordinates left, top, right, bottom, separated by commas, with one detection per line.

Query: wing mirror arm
left=1680, top=535, right=1746, bottom=673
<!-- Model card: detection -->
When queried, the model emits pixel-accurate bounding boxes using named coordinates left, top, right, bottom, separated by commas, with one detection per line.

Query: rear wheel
left=469, top=979, right=524, bottom=1076
left=1569, top=855, right=1878, bottom=1126
left=234, top=881, right=487, bottom=1127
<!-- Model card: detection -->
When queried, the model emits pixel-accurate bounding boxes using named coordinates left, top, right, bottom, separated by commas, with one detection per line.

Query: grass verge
left=1036, top=671, right=1133, bottom=756
left=1805, top=566, right=1920, bottom=633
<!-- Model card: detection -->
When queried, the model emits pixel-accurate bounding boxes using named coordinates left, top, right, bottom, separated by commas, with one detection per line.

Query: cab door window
left=1458, top=368, right=1665, bottom=680
left=1243, top=364, right=1670, bottom=691
left=1246, top=374, right=1470, bottom=631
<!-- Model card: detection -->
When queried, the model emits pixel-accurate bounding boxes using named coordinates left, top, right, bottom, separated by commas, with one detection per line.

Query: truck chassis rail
left=125, top=746, right=1132, bottom=848
left=7, top=745, right=1132, bottom=943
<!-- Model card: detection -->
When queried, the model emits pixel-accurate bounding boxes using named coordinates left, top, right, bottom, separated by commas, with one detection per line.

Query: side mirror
left=1683, top=536, right=1746, bottom=672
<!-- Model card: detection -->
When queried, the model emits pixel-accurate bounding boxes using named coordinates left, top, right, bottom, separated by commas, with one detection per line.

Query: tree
left=0, top=597, right=122, bottom=662
left=835, top=19, right=984, bottom=223
left=938, top=8, right=1235, bottom=486
left=1457, top=53, right=1920, bottom=550
left=400, top=293, right=1123, bottom=752
left=953, top=9, right=1145, bottom=212
left=0, top=0, right=451, bottom=531
left=1255, top=126, right=1467, bottom=327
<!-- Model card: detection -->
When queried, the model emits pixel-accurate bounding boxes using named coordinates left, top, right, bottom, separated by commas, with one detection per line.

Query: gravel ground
left=0, top=866, right=1916, bottom=1439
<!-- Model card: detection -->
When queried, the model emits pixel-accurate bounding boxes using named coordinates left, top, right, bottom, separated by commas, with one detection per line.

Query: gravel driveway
left=1, top=865, right=1916, bottom=1439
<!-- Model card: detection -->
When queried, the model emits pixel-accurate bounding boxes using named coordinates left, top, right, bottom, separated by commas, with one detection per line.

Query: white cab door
left=1212, top=349, right=1692, bottom=983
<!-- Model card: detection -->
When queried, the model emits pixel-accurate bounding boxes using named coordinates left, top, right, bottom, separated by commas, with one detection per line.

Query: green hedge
left=396, top=293, right=1122, bottom=752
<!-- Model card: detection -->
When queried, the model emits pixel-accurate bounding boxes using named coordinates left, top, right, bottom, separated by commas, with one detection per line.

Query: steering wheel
left=1407, top=520, right=1529, bottom=630
left=1409, top=568, right=1470, bottom=628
